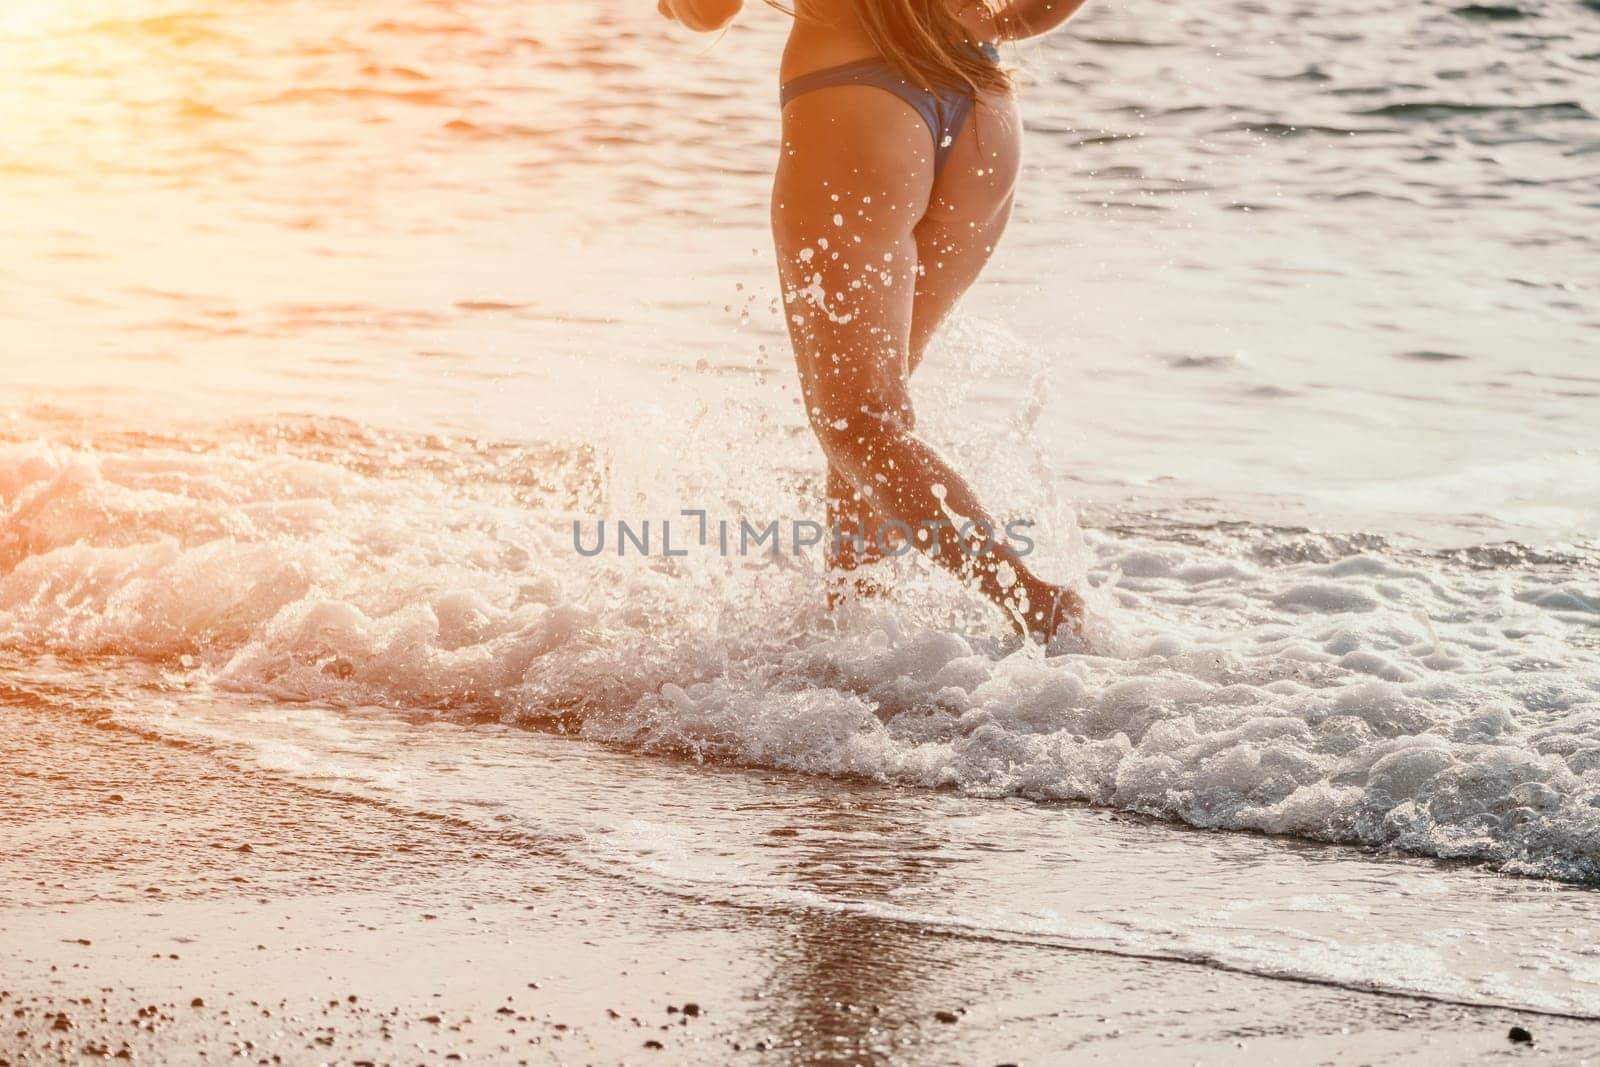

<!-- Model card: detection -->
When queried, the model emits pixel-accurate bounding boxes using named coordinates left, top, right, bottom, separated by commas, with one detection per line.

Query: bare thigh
left=772, top=85, right=932, bottom=428
left=909, top=91, right=1023, bottom=373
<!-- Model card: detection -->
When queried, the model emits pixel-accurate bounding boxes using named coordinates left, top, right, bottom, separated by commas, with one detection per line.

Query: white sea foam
left=3, top=435, right=1597, bottom=883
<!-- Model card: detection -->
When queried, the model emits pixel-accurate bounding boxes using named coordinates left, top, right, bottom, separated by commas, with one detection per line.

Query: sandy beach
left=3, top=706, right=1594, bottom=1066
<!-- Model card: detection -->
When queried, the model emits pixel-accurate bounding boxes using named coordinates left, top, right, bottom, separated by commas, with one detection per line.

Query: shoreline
left=3, top=708, right=1598, bottom=1065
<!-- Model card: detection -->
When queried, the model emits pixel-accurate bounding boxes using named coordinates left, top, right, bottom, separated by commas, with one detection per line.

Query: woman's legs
left=825, top=185, right=1019, bottom=578
left=774, top=86, right=1080, bottom=636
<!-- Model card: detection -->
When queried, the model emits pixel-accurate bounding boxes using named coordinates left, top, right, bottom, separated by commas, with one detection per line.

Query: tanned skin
left=660, top=0, right=1091, bottom=640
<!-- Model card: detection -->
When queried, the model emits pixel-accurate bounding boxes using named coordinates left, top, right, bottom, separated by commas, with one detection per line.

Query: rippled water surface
left=2, top=0, right=1598, bottom=1020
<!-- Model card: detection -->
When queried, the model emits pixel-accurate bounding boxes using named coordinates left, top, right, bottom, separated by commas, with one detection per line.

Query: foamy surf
left=3, top=432, right=1597, bottom=890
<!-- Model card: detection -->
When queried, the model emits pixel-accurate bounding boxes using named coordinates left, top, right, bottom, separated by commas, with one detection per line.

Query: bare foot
left=825, top=560, right=888, bottom=610
left=1022, top=584, right=1085, bottom=648
left=826, top=503, right=894, bottom=609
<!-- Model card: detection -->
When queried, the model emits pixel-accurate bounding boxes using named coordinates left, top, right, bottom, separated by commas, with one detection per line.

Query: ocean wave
left=1356, top=100, right=1592, bottom=121
left=1451, top=3, right=1535, bottom=19
left=2, top=438, right=1598, bottom=883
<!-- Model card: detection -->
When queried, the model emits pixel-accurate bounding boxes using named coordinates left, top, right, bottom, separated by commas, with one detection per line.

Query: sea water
left=2, top=0, right=1598, bottom=1017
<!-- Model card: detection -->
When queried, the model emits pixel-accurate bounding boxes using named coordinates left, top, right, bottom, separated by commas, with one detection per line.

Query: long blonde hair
left=773, top=0, right=1010, bottom=97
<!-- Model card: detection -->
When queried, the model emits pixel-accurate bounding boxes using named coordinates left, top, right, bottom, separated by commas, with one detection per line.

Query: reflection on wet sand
left=751, top=793, right=980, bottom=1065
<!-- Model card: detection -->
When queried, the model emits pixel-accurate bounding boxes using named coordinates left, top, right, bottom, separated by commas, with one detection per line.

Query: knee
left=805, top=402, right=905, bottom=471
left=807, top=406, right=856, bottom=462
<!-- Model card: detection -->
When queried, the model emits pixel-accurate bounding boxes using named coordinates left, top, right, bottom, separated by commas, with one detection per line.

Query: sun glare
left=0, top=0, right=188, bottom=39
left=0, top=1, right=71, bottom=38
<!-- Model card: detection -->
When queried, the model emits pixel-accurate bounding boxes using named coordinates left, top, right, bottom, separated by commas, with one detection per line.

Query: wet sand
left=2, top=708, right=1596, bottom=1066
